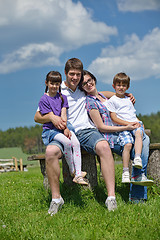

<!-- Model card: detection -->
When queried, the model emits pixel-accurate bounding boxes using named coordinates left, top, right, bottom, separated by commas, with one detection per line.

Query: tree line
left=0, top=112, right=160, bottom=154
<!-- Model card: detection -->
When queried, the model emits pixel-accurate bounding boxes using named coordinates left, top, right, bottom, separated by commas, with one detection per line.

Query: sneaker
left=131, top=173, right=154, bottom=186
left=105, top=198, right=117, bottom=211
left=122, top=171, right=130, bottom=183
left=73, top=176, right=88, bottom=185
left=48, top=198, right=64, bottom=216
left=132, top=156, right=142, bottom=169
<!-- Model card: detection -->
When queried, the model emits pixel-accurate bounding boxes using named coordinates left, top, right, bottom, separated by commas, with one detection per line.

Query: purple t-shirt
left=38, top=93, right=69, bottom=130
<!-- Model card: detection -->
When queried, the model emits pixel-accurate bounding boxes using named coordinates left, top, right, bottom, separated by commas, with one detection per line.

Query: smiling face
left=82, top=74, right=96, bottom=95
left=112, top=81, right=129, bottom=98
left=45, top=80, right=61, bottom=97
left=65, top=69, right=82, bottom=91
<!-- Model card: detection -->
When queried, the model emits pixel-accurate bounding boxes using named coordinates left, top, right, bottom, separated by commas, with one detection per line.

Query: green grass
left=0, top=164, right=160, bottom=240
left=0, top=147, right=39, bottom=166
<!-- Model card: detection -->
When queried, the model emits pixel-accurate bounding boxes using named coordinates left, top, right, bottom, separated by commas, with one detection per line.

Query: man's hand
left=64, top=128, right=72, bottom=139
left=49, top=112, right=66, bottom=130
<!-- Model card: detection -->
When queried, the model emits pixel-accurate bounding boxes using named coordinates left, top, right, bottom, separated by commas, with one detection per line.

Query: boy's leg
left=134, top=130, right=143, bottom=155
left=122, top=143, right=132, bottom=168
left=122, top=143, right=132, bottom=183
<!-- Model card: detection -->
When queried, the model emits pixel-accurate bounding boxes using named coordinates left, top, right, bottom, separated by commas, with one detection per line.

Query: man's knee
left=95, top=140, right=111, bottom=155
left=45, top=145, right=62, bottom=161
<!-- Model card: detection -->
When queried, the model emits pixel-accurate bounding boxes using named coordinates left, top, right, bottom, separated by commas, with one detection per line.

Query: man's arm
left=100, top=91, right=115, bottom=99
left=34, top=111, right=66, bottom=130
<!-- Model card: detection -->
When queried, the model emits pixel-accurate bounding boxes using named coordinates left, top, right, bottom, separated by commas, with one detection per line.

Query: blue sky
left=0, top=0, right=160, bottom=131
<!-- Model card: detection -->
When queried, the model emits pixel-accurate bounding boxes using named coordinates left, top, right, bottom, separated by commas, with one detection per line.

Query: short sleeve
left=86, top=96, right=99, bottom=113
left=61, top=94, right=69, bottom=108
left=38, top=95, right=51, bottom=115
left=105, top=98, right=117, bottom=113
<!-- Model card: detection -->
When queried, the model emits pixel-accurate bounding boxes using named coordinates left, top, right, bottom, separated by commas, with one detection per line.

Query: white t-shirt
left=61, top=81, right=95, bottom=132
left=105, top=95, right=138, bottom=123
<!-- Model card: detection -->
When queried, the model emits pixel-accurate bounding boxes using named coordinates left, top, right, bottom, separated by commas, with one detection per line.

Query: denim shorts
left=76, top=128, right=106, bottom=154
left=42, top=128, right=63, bottom=146
left=42, top=121, right=75, bottom=146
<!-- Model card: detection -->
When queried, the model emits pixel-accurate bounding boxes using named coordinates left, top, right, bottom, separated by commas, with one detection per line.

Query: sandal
left=70, top=171, right=87, bottom=178
left=73, top=176, right=88, bottom=185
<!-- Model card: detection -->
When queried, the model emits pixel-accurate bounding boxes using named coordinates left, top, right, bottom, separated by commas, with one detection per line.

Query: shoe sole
left=132, top=164, right=142, bottom=169
left=130, top=181, right=154, bottom=186
left=122, top=181, right=130, bottom=183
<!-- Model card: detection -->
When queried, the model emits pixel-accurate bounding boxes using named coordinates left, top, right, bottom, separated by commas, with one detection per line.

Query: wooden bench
left=0, top=157, right=23, bottom=173
left=28, top=132, right=160, bottom=189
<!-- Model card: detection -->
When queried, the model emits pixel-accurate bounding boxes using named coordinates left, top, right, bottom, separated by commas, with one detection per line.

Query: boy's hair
left=113, top=72, right=130, bottom=88
left=45, top=71, right=64, bottom=104
left=65, top=58, right=83, bottom=74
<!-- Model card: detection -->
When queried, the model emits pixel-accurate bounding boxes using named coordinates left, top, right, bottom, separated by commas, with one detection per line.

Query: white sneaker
left=48, top=198, right=64, bottom=216
left=131, top=173, right=154, bottom=186
left=132, top=156, right=142, bottom=169
left=105, top=198, right=117, bottom=211
left=122, top=171, right=130, bottom=183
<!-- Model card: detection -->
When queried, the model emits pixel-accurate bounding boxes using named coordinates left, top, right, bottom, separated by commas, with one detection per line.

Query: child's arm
left=61, top=107, right=67, bottom=123
left=110, top=112, right=140, bottom=128
left=89, top=109, right=137, bottom=133
left=61, top=107, right=72, bottom=138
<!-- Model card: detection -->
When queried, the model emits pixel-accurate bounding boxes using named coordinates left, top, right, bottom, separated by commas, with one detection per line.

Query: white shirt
left=61, top=81, right=95, bottom=132
left=105, top=95, right=138, bottom=123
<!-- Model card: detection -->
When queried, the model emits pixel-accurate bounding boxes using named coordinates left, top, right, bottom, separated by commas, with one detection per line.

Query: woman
left=79, top=70, right=152, bottom=202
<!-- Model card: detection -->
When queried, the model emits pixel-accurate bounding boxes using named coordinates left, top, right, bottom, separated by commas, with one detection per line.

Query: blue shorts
left=117, top=121, right=145, bottom=147
left=118, top=131, right=134, bottom=146
left=42, top=121, right=75, bottom=146
left=76, top=128, right=106, bottom=154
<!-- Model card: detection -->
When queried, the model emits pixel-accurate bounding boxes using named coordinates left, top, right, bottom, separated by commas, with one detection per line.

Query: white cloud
left=117, top=0, right=160, bottom=12
left=0, top=0, right=117, bottom=73
left=88, top=28, right=160, bottom=84
left=0, top=43, right=63, bottom=73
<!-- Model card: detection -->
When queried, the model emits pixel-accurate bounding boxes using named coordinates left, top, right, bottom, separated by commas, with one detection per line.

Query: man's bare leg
left=95, top=140, right=117, bottom=211
left=45, top=145, right=62, bottom=199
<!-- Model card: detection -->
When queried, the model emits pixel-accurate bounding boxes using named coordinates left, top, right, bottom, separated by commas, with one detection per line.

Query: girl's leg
left=54, top=133, right=75, bottom=175
left=70, top=131, right=82, bottom=177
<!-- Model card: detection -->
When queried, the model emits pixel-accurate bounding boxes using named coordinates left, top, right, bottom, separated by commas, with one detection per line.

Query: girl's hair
left=45, top=71, right=64, bottom=105
left=79, top=70, right=97, bottom=93
left=113, top=72, right=130, bottom=88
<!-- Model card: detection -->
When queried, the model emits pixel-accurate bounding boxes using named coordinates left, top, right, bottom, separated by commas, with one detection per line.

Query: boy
left=106, top=72, right=146, bottom=183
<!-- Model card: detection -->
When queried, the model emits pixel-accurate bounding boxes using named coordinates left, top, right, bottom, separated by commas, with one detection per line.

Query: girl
left=38, top=71, right=88, bottom=185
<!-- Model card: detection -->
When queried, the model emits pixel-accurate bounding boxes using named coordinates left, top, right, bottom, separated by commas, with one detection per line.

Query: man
left=35, top=58, right=118, bottom=214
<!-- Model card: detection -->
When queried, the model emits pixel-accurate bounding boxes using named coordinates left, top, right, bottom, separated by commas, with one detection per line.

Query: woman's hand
left=125, top=122, right=139, bottom=131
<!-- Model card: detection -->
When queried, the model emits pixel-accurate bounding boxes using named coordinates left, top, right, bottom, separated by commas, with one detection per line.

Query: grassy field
left=0, top=147, right=39, bottom=166
left=0, top=163, right=159, bottom=240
